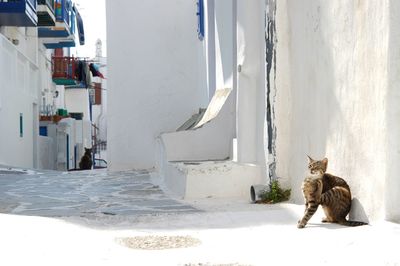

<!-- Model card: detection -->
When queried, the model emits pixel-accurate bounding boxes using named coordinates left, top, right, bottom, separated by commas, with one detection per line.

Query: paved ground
left=0, top=166, right=399, bottom=266
left=0, top=167, right=197, bottom=219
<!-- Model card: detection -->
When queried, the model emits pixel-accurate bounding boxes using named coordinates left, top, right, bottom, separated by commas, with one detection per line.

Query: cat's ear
left=322, top=157, right=328, bottom=167
left=307, top=154, right=313, bottom=163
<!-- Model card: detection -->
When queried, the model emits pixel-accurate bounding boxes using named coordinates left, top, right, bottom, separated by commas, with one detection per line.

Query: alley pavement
left=0, top=166, right=400, bottom=265
left=0, top=166, right=197, bottom=219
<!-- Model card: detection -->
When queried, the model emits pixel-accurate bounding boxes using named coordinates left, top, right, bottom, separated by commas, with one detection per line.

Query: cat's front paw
left=297, top=220, right=305, bottom=229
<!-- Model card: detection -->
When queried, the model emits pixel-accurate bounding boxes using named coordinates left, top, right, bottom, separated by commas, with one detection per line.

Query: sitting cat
left=79, top=148, right=93, bottom=170
left=297, top=156, right=367, bottom=228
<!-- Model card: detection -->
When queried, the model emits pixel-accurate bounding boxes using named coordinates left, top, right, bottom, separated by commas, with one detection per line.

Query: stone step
left=161, top=160, right=265, bottom=200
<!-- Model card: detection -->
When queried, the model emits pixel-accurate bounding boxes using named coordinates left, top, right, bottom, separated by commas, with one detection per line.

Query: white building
left=0, top=0, right=86, bottom=170
left=107, top=0, right=208, bottom=171
left=0, top=26, right=39, bottom=168
left=107, top=0, right=400, bottom=223
left=106, top=0, right=267, bottom=199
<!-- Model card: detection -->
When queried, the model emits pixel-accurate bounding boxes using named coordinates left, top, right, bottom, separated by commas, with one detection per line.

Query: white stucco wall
left=236, top=0, right=267, bottom=166
left=38, top=46, right=56, bottom=116
left=158, top=0, right=269, bottom=200
left=38, top=136, right=55, bottom=170
left=54, top=85, right=66, bottom=110
left=0, top=34, right=39, bottom=168
left=384, top=0, right=400, bottom=222
left=106, top=0, right=208, bottom=170
left=214, top=0, right=234, bottom=92
left=64, top=89, right=90, bottom=121
left=0, top=27, right=38, bottom=64
left=275, top=1, right=396, bottom=221
left=159, top=0, right=237, bottom=164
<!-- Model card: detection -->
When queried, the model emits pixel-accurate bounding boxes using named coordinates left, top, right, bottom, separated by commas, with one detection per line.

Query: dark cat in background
left=79, top=148, right=93, bottom=170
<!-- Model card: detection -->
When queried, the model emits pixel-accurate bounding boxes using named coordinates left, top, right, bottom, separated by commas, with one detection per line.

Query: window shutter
left=94, top=82, right=102, bottom=105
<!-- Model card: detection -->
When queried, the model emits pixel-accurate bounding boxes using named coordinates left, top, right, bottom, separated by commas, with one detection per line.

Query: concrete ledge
left=162, top=160, right=265, bottom=199
left=160, top=88, right=235, bottom=162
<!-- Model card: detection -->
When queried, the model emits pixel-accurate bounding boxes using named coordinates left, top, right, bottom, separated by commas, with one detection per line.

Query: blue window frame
left=197, top=0, right=205, bottom=40
left=19, top=113, right=23, bottom=138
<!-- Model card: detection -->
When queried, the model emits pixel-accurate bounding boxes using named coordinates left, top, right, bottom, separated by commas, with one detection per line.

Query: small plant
left=259, top=180, right=291, bottom=204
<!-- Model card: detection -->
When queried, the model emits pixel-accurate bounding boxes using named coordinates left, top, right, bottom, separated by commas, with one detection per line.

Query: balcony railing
left=38, top=0, right=77, bottom=47
left=52, top=56, right=79, bottom=85
left=0, top=0, right=37, bottom=26
left=54, top=0, right=70, bottom=25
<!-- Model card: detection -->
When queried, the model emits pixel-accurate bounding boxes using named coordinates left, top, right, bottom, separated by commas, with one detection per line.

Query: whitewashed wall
left=236, top=0, right=267, bottom=167
left=38, top=136, right=55, bottom=170
left=106, top=0, right=208, bottom=170
left=64, top=89, right=90, bottom=121
left=275, top=1, right=400, bottom=222
left=38, top=45, right=56, bottom=116
left=54, top=85, right=66, bottom=110
left=384, top=0, right=400, bottom=223
left=0, top=27, right=38, bottom=64
left=0, top=33, right=39, bottom=168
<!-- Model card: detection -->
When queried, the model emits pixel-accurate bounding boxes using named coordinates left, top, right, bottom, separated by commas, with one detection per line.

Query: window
left=19, top=113, right=23, bottom=138
left=94, top=82, right=102, bottom=105
left=197, top=0, right=205, bottom=40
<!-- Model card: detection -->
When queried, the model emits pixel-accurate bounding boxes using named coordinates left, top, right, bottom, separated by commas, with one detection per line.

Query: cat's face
left=307, top=156, right=328, bottom=175
left=85, top=148, right=92, bottom=154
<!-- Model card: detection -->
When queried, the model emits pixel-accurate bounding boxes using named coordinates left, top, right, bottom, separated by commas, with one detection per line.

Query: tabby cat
left=297, top=156, right=367, bottom=228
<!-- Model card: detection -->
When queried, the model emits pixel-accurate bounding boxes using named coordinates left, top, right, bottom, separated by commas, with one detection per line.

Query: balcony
left=52, top=56, right=78, bottom=85
left=38, top=0, right=80, bottom=49
left=0, top=0, right=37, bottom=27
left=37, top=0, right=55, bottom=26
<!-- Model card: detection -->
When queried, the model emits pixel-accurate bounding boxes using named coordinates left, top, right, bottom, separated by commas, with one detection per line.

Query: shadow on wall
left=350, top=198, right=369, bottom=224
left=278, top=1, right=375, bottom=220
left=281, top=1, right=341, bottom=202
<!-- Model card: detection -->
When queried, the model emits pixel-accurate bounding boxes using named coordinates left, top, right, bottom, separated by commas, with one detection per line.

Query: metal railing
left=52, top=56, right=78, bottom=80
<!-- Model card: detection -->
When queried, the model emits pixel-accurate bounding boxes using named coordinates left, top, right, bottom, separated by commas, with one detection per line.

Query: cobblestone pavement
left=0, top=167, right=197, bottom=219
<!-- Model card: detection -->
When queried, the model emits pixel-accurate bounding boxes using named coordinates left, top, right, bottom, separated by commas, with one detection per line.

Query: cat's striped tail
left=339, top=220, right=368, bottom=227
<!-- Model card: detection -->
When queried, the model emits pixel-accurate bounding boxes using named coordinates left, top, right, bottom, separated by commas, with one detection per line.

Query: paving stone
left=0, top=168, right=197, bottom=219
